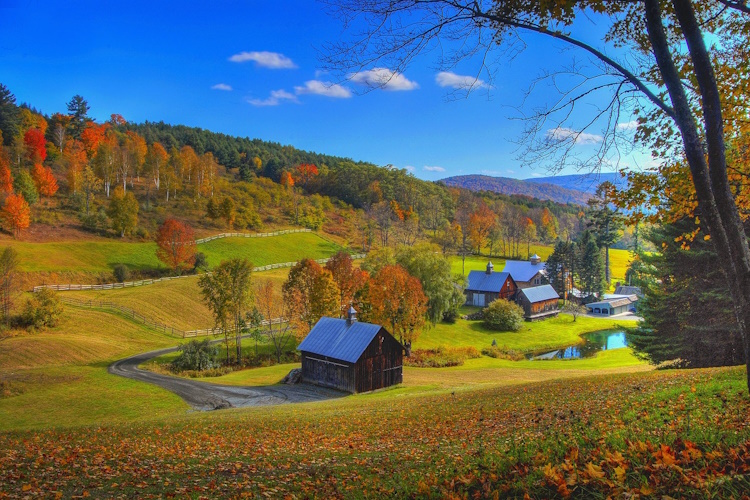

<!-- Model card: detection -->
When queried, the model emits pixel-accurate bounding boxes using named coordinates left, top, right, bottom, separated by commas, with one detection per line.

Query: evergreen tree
left=545, top=240, right=574, bottom=299
left=66, top=95, right=91, bottom=140
left=577, top=230, right=606, bottom=299
left=0, top=84, right=20, bottom=146
left=628, top=219, right=744, bottom=368
left=586, top=182, right=623, bottom=285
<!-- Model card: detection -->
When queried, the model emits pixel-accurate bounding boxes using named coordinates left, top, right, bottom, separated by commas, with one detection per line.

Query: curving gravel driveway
left=109, top=347, right=345, bottom=411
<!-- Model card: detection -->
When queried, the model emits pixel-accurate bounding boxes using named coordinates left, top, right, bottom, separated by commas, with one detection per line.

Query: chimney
left=346, top=305, right=357, bottom=326
left=486, top=261, right=494, bottom=275
left=530, top=254, right=541, bottom=265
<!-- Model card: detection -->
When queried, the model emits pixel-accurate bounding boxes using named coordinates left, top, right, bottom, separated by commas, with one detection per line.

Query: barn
left=516, top=284, right=560, bottom=321
left=296, top=308, right=405, bottom=393
left=464, top=262, right=518, bottom=307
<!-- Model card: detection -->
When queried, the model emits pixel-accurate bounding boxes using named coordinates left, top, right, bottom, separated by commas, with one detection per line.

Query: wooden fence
left=33, top=254, right=366, bottom=292
left=59, top=296, right=285, bottom=339
left=194, top=228, right=311, bottom=244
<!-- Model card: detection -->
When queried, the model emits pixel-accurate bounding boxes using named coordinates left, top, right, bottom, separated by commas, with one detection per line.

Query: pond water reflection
left=530, top=330, right=628, bottom=360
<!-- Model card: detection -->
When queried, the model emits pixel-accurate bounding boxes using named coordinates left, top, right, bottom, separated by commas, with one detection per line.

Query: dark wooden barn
left=296, top=308, right=405, bottom=393
left=516, top=284, right=560, bottom=321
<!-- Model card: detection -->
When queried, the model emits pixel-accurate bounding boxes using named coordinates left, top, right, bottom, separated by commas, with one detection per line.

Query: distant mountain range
left=440, top=172, right=625, bottom=206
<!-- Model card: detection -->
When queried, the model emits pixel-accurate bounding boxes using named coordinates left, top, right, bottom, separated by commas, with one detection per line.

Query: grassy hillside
left=6, top=231, right=340, bottom=278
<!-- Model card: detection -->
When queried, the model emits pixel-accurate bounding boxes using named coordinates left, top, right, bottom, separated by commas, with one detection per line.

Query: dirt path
left=109, top=347, right=345, bottom=411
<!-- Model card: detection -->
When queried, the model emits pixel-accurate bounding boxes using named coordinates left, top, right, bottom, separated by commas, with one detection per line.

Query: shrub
left=483, top=300, right=525, bottom=332
left=482, top=345, right=525, bottom=361
left=193, top=252, right=208, bottom=272
left=21, top=288, right=64, bottom=330
left=113, top=264, right=130, bottom=283
left=171, top=339, right=220, bottom=372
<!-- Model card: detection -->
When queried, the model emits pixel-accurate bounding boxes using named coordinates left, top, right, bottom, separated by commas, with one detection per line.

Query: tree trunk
left=647, top=0, right=750, bottom=392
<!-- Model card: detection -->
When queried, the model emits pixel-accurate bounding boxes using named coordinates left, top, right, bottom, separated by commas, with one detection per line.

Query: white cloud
left=228, top=51, right=297, bottom=69
left=349, top=68, right=418, bottom=91
left=294, top=80, right=352, bottom=98
left=435, top=71, right=488, bottom=90
left=424, top=165, right=446, bottom=172
left=546, top=127, right=603, bottom=145
left=404, top=165, right=415, bottom=172
left=530, top=173, right=544, bottom=178
left=616, top=120, right=639, bottom=131
left=211, top=83, right=233, bottom=91
left=247, top=89, right=299, bottom=107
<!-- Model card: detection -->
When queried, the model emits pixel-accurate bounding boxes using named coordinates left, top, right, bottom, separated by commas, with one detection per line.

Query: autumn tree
left=106, top=186, right=139, bottom=237
left=361, top=264, right=427, bottom=349
left=0, top=247, right=18, bottom=325
left=2, top=193, right=30, bottom=238
left=283, top=259, right=340, bottom=337
left=255, top=279, right=298, bottom=362
left=23, top=128, right=47, bottom=165
left=155, top=219, right=197, bottom=274
left=538, top=208, right=559, bottom=244
left=198, top=258, right=253, bottom=364
left=467, top=202, right=496, bottom=254
left=323, top=0, right=750, bottom=391
left=280, top=170, right=294, bottom=189
left=294, top=163, right=319, bottom=190
left=31, top=164, right=58, bottom=199
left=63, top=140, right=87, bottom=194
left=0, top=140, right=12, bottom=194
left=324, top=251, right=369, bottom=317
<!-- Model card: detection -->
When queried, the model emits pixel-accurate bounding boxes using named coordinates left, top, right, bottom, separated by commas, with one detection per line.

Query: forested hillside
left=441, top=174, right=592, bottom=205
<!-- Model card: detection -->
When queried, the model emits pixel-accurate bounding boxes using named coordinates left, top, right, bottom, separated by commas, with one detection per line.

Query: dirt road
left=109, top=347, right=345, bottom=411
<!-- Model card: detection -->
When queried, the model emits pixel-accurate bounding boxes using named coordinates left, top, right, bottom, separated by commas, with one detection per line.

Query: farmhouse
left=586, top=294, right=639, bottom=316
left=502, top=254, right=547, bottom=288
left=296, top=308, right=404, bottom=393
left=516, top=284, right=560, bottom=321
left=465, top=262, right=518, bottom=307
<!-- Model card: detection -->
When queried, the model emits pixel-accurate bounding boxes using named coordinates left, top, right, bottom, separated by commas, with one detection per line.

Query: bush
left=193, top=252, right=208, bottom=272
left=113, top=264, right=130, bottom=283
left=21, top=289, right=64, bottom=330
left=482, top=345, right=525, bottom=361
left=405, top=346, right=480, bottom=368
left=483, top=300, right=525, bottom=332
left=171, top=339, right=220, bottom=372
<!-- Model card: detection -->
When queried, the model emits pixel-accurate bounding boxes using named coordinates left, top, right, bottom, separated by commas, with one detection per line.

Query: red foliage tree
left=31, top=164, right=58, bottom=199
left=0, top=142, right=12, bottom=194
left=155, top=219, right=197, bottom=273
left=80, top=123, right=110, bottom=159
left=2, top=193, right=31, bottom=238
left=294, top=163, right=319, bottom=189
left=23, top=128, right=47, bottom=164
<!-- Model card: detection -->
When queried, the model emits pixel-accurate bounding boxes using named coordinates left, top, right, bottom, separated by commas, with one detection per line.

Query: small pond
left=529, top=330, right=628, bottom=360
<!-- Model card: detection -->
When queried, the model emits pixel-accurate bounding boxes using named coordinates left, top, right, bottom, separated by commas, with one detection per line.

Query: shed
left=502, top=255, right=547, bottom=288
left=586, top=294, right=638, bottom=316
left=465, top=262, right=518, bottom=307
left=297, top=309, right=404, bottom=393
left=516, top=285, right=560, bottom=321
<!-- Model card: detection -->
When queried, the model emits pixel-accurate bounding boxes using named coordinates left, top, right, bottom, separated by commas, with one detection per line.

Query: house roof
left=502, top=260, right=546, bottom=282
left=520, top=284, right=560, bottom=303
left=297, top=317, right=384, bottom=363
left=587, top=294, right=638, bottom=309
left=614, top=285, right=643, bottom=297
left=466, top=270, right=512, bottom=293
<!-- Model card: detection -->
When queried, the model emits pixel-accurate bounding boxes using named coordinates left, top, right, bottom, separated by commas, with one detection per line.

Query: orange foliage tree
left=280, top=170, right=294, bottom=189
left=324, top=251, right=369, bottom=317
left=155, top=219, right=197, bottom=274
left=80, top=123, right=109, bottom=159
left=31, top=164, right=58, bottom=199
left=362, top=264, right=427, bottom=348
left=2, top=193, right=30, bottom=238
left=63, top=140, right=87, bottom=194
left=282, top=258, right=340, bottom=336
left=294, top=163, right=318, bottom=190
left=467, top=202, right=497, bottom=253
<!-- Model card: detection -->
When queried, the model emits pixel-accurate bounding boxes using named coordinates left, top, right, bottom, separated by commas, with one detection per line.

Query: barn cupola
left=530, top=254, right=542, bottom=265
left=346, top=306, right=358, bottom=326
left=486, top=261, right=494, bottom=275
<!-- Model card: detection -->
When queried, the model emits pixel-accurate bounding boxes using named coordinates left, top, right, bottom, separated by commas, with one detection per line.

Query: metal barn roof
left=297, top=317, right=383, bottom=363
left=502, top=260, right=546, bottom=282
left=466, top=270, right=512, bottom=293
left=520, top=284, right=560, bottom=303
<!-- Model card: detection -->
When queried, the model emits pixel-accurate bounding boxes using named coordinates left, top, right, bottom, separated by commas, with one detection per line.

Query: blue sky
left=0, top=0, right=649, bottom=181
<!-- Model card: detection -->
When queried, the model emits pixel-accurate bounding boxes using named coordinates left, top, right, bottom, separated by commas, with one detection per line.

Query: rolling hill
left=440, top=174, right=592, bottom=205
left=525, top=172, right=626, bottom=194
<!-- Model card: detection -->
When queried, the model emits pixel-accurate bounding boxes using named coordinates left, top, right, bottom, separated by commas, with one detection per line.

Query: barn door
left=473, top=293, right=485, bottom=307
